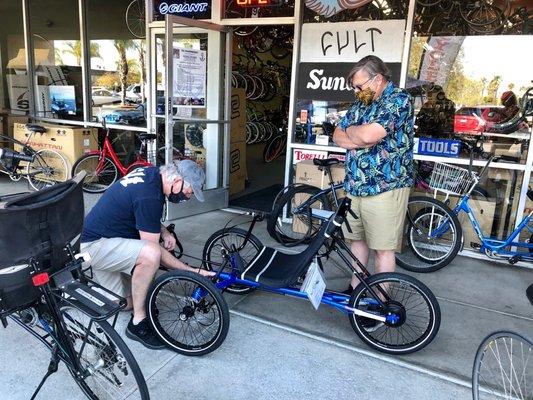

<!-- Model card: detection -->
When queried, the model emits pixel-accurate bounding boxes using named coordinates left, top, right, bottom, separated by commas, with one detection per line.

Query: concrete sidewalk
left=1, top=178, right=532, bottom=399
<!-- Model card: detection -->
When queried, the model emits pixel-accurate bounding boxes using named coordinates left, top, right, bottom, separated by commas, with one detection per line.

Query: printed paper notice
left=173, top=48, right=206, bottom=108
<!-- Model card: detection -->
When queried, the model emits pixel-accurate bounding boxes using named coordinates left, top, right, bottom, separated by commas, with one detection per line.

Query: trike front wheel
left=147, top=270, right=230, bottom=356
left=349, top=272, right=441, bottom=355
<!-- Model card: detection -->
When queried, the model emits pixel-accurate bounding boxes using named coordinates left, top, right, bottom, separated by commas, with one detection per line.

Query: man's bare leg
left=350, top=240, right=370, bottom=289
left=131, top=242, right=161, bottom=323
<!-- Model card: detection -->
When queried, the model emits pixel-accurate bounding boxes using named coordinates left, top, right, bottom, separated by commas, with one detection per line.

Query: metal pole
left=164, top=14, right=174, bottom=166
left=399, top=0, right=417, bottom=89
left=79, top=0, right=91, bottom=124
left=22, top=0, right=36, bottom=116
left=222, top=29, right=232, bottom=189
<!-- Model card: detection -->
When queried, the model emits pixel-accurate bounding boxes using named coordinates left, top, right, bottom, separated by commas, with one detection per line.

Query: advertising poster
left=173, top=48, right=207, bottom=108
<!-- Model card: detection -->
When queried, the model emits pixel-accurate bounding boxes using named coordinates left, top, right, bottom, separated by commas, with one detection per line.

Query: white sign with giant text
left=300, top=20, right=406, bottom=63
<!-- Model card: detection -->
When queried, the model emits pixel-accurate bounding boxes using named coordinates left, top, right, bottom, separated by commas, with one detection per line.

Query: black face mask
left=168, top=182, right=190, bottom=203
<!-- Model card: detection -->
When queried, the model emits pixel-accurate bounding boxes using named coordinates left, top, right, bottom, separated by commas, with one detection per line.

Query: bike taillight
left=32, top=272, right=50, bottom=287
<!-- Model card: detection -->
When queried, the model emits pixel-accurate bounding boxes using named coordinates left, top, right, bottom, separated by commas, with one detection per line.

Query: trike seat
left=313, top=158, right=340, bottom=168
left=239, top=198, right=350, bottom=288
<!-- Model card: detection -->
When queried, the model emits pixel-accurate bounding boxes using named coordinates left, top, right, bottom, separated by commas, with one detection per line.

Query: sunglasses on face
left=352, top=75, right=376, bottom=92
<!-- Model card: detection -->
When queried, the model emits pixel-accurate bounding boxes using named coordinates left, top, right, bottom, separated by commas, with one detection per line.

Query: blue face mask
left=168, top=182, right=190, bottom=203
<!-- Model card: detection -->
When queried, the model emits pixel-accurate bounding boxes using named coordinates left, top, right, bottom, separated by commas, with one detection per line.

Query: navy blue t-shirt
left=81, top=166, right=165, bottom=243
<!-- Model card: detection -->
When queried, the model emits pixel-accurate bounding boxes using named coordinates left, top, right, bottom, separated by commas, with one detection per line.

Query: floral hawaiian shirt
left=338, top=81, right=414, bottom=197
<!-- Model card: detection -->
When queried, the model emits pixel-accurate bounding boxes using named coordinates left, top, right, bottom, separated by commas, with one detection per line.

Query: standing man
left=333, top=55, right=414, bottom=293
left=81, top=160, right=213, bottom=349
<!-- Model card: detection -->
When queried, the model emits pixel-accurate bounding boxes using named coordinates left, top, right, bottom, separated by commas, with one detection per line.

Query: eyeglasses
left=352, top=75, right=376, bottom=92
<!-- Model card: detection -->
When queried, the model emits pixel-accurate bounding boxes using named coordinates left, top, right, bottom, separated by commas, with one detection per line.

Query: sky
left=460, top=35, right=533, bottom=94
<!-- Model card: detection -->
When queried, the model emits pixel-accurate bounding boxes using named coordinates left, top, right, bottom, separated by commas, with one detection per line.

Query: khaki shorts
left=342, top=187, right=410, bottom=251
left=80, top=237, right=146, bottom=297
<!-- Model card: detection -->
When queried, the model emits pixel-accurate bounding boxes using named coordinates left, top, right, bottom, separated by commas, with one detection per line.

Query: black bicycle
left=267, top=158, right=348, bottom=246
left=0, top=172, right=149, bottom=400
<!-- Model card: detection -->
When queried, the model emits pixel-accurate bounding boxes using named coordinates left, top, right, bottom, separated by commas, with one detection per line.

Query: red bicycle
left=72, top=124, right=182, bottom=193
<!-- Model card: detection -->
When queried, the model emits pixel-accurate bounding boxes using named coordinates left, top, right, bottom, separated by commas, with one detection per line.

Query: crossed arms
left=332, top=123, right=387, bottom=150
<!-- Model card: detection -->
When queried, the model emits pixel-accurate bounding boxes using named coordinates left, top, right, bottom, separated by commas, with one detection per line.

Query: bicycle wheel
left=126, top=0, right=145, bottom=39
left=60, top=306, right=149, bottom=400
left=472, top=331, right=533, bottom=400
left=147, top=270, right=230, bottom=356
left=27, top=149, right=69, bottom=190
left=349, top=272, right=441, bottom=355
left=262, top=135, right=284, bottom=163
left=267, top=184, right=331, bottom=245
left=396, top=196, right=462, bottom=273
left=73, top=154, right=119, bottom=193
left=203, top=227, right=263, bottom=295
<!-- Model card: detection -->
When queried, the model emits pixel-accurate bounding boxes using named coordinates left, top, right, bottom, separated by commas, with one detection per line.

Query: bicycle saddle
left=138, top=133, right=157, bottom=141
left=313, top=158, right=341, bottom=167
left=25, top=124, right=47, bottom=134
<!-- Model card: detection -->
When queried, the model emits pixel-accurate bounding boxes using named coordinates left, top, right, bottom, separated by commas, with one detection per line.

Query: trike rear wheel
left=147, top=270, right=230, bottom=356
left=349, top=272, right=441, bottom=355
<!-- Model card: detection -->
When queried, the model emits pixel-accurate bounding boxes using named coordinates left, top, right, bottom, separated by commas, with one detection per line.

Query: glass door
left=148, top=15, right=231, bottom=220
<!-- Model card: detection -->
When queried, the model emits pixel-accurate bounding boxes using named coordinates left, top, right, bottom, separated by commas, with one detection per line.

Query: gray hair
left=347, top=55, right=391, bottom=88
left=159, top=162, right=181, bottom=183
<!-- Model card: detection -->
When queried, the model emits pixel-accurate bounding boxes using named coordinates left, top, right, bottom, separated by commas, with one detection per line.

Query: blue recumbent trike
left=146, top=197, right=441, bottom=356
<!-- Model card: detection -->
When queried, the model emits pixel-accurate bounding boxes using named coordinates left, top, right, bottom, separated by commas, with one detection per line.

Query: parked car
left=454, top=106, right=502, bottom=134
left=91, top=89, right=121, bottom=106
left=99, top=104, right=146, bottom=126
left=118, top=84, right=143, bottom=102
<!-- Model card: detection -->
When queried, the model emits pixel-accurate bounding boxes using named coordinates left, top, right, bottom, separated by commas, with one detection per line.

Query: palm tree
left=131, top=40, right=146, bottom=102
left=113, top=40, right=135, bottom=104
left=62, top=41, right=102, bottom=66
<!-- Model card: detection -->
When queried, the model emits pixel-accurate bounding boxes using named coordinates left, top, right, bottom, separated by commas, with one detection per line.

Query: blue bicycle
left=148, top=198, right=442, bottom=355
left=396, top=142, right=533, bottom=272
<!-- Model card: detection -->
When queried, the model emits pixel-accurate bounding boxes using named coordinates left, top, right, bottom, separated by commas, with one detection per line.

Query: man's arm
left=344, top=123, right=387, bottom=148
left=138, top=230, right=213, bottom=276
left=333, top=127, right=358, bottom=149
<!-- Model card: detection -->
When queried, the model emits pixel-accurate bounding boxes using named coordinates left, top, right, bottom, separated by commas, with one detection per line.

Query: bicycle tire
left=349, top=272, right=441, bottom=355
left=126, top=0, right=146, bottom=39
left=472, top=331, right=533, bottom=400
left=396, top=196, right=462, bottom=273
left=60, top=306, right=150, bottom=400
left=202, top=227, right=263, bottom=295
left=27, top=149, right=69, bottom=190
left=72, top=154, right=119, bottom=193
left=416, top=0, right=443, bottom=7
left=147, top=270, right=230, bottom=356
left=267, top=184, right=331, bottom=246
left=262, top=135, right=285, bottom=163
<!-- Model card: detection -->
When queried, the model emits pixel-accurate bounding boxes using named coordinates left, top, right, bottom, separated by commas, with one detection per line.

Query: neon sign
left=235, top=0, right=281, bottom=7
left=155, top=1, right=211, bottom=18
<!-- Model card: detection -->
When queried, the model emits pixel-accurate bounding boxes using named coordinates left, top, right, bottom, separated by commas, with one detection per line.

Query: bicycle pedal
left=470, top=242, right=481, bottom=249
left=508, top=255, right=522, bottom=265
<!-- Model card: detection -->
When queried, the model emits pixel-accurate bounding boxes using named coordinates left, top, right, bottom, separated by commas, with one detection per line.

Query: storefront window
left=303, top=0, right=407, bottom=23
left=406, top=34, right=532, bottom=163
left=29, top=0, right=84, bottom=121
left=88, top=0, right=146, bottom=128
left=1, top=2, right=26, bottom=115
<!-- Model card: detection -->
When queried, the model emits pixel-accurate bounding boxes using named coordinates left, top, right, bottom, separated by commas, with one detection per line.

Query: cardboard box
left=0, top=113, right=29, bottom=149
left=230, top=88, right=246, bottom=144
left=229, top=141, right=247, bottom=195
left=13, top=122, right=98, bottom=170
left=294, top=159, right=345, bottom=189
